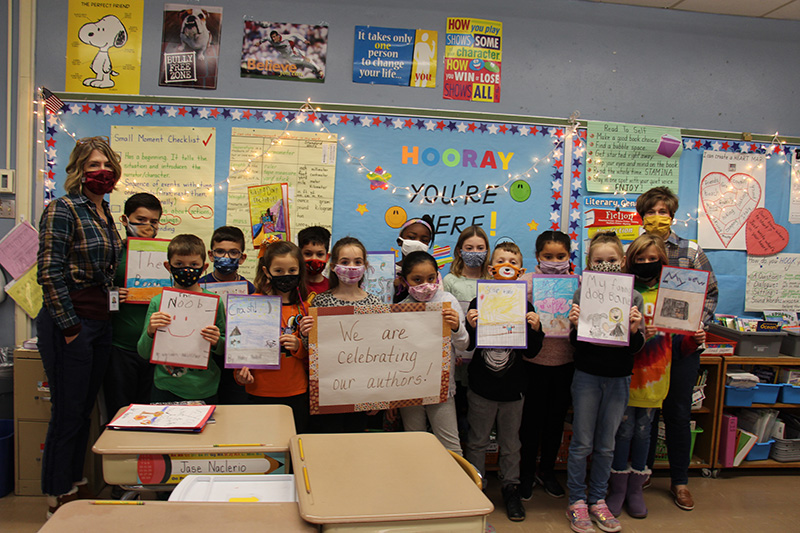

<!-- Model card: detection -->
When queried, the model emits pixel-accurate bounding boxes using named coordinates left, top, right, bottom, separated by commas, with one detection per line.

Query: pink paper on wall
left=0, top=221, right=39, bottom=279
left=746, top=207, right=789, bottom=256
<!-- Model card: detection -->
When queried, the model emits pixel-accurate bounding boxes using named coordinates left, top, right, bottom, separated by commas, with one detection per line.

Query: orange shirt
left=246, top=301, right=308, bottom=398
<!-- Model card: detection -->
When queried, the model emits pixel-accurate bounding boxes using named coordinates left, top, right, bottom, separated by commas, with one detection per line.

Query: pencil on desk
left=92, top=500, right=145, bottom=505
left=298, top=437, right=305, bottom=460
left=303, top=466, right=311, bottom=493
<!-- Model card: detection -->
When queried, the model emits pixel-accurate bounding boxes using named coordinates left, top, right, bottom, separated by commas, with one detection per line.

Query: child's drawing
left=225, top=294, right=282, bottom=369
left=577, top=271, right=634, bottom=347
left=531, top=275, right=579, bottom=338
left=363, top=251, right=396, bottom=304
left=476, top=280, right=528, bottom=349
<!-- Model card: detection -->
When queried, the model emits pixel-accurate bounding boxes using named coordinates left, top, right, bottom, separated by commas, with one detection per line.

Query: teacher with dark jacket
left=37, top=136, right=123, bottom=517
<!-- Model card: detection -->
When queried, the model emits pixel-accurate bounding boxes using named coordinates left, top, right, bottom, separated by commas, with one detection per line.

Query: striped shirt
left=665, top=232, right=718, bottom=325
left=37, top=194, right=122, bottom=333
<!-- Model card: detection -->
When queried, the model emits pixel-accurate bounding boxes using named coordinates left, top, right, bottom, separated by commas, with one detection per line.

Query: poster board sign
left=476, top=280, right=527, bottom=349
left=203, top=280, right=249, bottom=299
left=443, top=17, right=502, bottom=102
left=151, top=288, right=220, bottom=369
left=248, top=182, right=290, bottom=246
left=0, top=220, right=38, bottom=280
left=745, top=253, right=800, bottom=312
left=309, top=302, right=451, bottom=414
left=241, top=21, right=327, bottom=82
left=225, top=294, right=282, bottom=369
left=125, top=238, right=171, bottom=304
left=159, top=4, right=222, bottom=89
left=364, top=251, right=396, bottom=304
left=653, top=266, right=710, bottom=333
left=530, top=275, right=579, bottom=338
left=577, top=272, right=634, bottom=346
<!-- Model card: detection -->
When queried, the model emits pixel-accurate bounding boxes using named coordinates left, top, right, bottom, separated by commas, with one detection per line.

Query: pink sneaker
left=589, top=500, right=621, bottom=532
left=567, top=500, right=597, bottom=533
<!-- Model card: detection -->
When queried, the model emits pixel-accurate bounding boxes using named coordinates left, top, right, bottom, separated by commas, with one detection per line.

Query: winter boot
left=605, top=468, right=630, bottom=517
left=626, top=468, right=650, bottom=518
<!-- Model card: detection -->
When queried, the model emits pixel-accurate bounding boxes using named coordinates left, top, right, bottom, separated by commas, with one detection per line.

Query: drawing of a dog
left=79, top=15, right=128, bottom=89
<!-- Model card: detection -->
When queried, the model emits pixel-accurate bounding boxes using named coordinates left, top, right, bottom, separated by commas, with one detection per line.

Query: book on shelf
left=719, top=413, right=738, bottom=468
left=733, top=428, right=758, bottom=466
left=762, top=310, right=799, bottom=327
left=107, top=404, right=216, bottom=433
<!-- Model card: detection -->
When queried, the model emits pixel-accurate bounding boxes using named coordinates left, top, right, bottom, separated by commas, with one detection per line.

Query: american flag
left=41, top=88, right=64, bottom=115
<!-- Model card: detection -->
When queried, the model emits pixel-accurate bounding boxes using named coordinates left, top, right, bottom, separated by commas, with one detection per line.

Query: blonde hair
left=63, top=136, right=122, bottom=195
left=449, top=225, right=490, bottom=278
left=625, top=234, right=668, bottom=270
left=586, top=232, right=624, bottom=267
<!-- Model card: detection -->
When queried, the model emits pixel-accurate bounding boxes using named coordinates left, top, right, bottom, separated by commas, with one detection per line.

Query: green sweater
left=137, top=289, right=226, bottom=400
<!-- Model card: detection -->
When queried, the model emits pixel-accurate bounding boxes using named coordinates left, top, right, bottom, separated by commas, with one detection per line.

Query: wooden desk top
left=38, top=500, right=317, bottom=532
left=92, top=405, right=296, bottom=455
left=290, top=432, right=493, bottom=524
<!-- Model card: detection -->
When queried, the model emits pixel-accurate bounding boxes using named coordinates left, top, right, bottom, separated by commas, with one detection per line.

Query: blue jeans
left=612, top=406, right=656, bottom=471
left=37, top=310, right=112, bottom=496
left=567, top=370, right=630, bottom=505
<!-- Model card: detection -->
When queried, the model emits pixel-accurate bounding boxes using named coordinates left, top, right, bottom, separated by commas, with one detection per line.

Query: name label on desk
left=136, top=453, right=285, bottom=484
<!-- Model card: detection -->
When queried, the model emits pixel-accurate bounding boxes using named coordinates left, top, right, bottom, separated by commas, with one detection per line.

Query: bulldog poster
left=159, top=4, right=222, bottom=89
left=241, top=21, right=328, bottom=82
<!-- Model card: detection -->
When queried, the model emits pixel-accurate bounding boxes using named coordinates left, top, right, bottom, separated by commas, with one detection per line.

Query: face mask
left=590, top=261, right=622, bottom=273
left=213, top=256, right=240, bottom=275
left=270, top=274, right=300, bottom=293
left=333, top=264, right=365, bottom=285
left=538, top=260, right=570, bottom=275
left=305, top=259, right=327, bottom=276
left=170, top=266, right=203, bottom=287
left=643, top=215, right=672, bottom=238
left=461, top=250, right=487, bottom=268
left=407, top=281, right=439, bottom=302
left=490, top=262, right=522, bottom=280
left=631, top=261, right=662, bottom=281
left=398, top=237, right=429, bottom=256
left=82, top=169, right=117, bottom=195
left=124, top=220, right=158, bottom=238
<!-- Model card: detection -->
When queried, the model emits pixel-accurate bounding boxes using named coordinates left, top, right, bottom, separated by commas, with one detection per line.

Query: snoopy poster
left=65, top=0, right=143, bottom=93
left=159, top=4, right=223, bottom=89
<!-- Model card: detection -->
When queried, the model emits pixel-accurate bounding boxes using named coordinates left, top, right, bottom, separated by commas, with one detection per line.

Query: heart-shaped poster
left=746, top=208, right=789, bottom=255
left=699, top=172, right=762, bottom=248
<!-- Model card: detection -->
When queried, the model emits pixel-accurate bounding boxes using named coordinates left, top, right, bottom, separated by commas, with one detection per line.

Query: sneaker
left=501, top=484, right=526, bottom=522
left=535, top=473, right=566, bottom=498
left=519, top=478, right=535, bottom=501
left=46, top=488, right=79, bottom=519
left=589, top=500, right=622, bottom=532
left=567, top=500, right=596, bottom=533
left=642, top=474, right=651, bottom=490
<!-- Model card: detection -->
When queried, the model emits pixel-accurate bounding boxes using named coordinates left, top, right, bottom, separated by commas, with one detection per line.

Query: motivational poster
left=586, top=121, right=682, bottom=193
left=225, top=294, right=282, bottom=369
left=309, top=303, right=451, bottom=414
left=110, top=125, right=216, bottom=247
left=653, top=266, right=710, bottom=333
left=125, top=238, right=171, bottom=304
left=241, top=21, right=327, bottom=82
left=745, top=254, right=800, bottom=312
left=476, top=280, right=528, bottom=349
left=577, top=271, right=634, bottom=346
left=151, top=288, right=220, bottom=369
left=65, top=0, right=144, bottom=94
left=530, top=275, right=579, bottom=338
left=353, top=26, right=437, bottom=87
left=697, top=151, right=766, bottom=250
left=159, top=4, right=222, bottom=89
left=443, top=17, right=502, bottom=102
left=364, top=251, right=396, bottom=304
left=248, top=183, right=289, bottom=247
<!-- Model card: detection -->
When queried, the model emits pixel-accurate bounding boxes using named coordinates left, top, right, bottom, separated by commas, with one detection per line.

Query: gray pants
left=465, top=389, right=523, bottom=487
left=400, top=396, right=462, bottom=455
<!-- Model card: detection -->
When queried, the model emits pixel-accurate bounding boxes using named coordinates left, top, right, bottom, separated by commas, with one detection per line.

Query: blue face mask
left=213, top=256, right=240, bottom=275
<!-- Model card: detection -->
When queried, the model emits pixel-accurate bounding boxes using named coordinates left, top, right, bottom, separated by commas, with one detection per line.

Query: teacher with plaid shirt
left=37, top=136, right=123, bottom=517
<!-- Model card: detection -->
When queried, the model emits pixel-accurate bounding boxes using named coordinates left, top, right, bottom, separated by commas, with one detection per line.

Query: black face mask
left=631, top=261, right=662, bottom=281
left=270, top=274, right=300, bottom=293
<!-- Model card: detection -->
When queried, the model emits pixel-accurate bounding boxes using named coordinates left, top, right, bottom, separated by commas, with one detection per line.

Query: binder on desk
left=719, top=413, right=738, bottom=467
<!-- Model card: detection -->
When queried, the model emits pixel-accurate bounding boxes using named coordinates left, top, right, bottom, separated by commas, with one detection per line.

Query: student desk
left=290, top=432, right=493, bottom=532
left=93, top=405, right=296, bottom=489
left=38, top=500, right=317, bottom=532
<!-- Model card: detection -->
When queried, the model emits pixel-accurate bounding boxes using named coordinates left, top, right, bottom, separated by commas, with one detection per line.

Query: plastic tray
left=745, top=440, right=774, bottom=461
left=168, top=474, right=296, bottom=502
left=753, top=383, right=782, bottom=404
left=708, top=324, right=785, bottom=357
left=779, top=384, right=800, bottom=404
left=780, top=328, right=800, bottom=357
left=724, top=385, right=755, bottom=407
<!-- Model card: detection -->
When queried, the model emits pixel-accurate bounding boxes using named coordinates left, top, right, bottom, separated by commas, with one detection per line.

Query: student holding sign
left=606, top=235, right=705, bottom=520
left=137, top=235, right=226, bottom=403
left=105, top=193, right=162, bottom=424
left=234, top=241, right=314, bottom=433
left=397, top=251, right=468, bottom=454
left=464, top=241, right=544, bottom=522
left=637, top=187, right=717, bottom=511
left=565, top=232, right=644, bottom=533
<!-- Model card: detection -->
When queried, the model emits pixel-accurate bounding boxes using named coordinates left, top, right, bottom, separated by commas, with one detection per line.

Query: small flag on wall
left=42, top=88, right=65, bottom=114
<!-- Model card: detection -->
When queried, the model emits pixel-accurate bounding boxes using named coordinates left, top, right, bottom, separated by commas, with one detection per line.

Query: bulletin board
left=44, top=95, right=572, bottom=277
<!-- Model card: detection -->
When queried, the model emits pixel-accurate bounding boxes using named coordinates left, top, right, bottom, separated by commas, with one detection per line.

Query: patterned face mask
left=333, top=264, right=366, bottom=285
left=305, top=259, right=327, bottom=275
left=170, top=265, right=204, bottom=287
left=213, top=256, right=240, bottom=275
left=460, top=250, right=487, bottom=268
left=490, top=262, right=521, bottom=280
left=589, top=261, right=622, bottom=273
left=407, top=281, right=439, bottom=302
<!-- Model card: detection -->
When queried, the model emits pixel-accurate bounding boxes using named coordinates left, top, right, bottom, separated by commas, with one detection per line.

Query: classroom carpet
left=1, top=471, right=798, bottom=532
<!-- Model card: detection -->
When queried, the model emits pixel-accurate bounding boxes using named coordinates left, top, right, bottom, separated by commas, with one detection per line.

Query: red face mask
left=82, top=169, right=116, bottom=195
left=305, top=258, right=327, bottom=275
